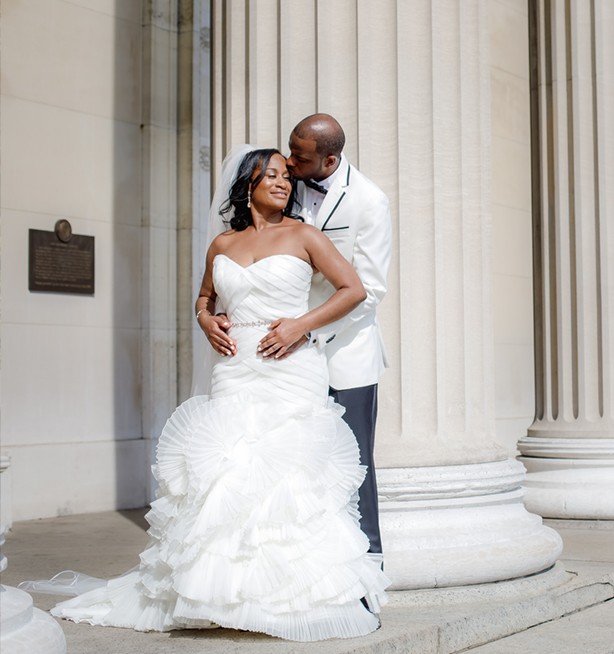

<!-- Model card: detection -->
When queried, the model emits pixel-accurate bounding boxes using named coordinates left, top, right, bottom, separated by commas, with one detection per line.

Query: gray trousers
left=329, top=384, right=382, bottom=555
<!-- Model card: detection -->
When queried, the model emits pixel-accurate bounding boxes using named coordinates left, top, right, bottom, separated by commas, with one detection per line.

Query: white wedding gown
left=49, top=254, right=389, bottom=641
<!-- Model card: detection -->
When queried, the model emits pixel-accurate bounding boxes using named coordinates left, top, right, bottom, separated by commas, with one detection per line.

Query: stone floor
left=2, top=511, right=613, bottom=654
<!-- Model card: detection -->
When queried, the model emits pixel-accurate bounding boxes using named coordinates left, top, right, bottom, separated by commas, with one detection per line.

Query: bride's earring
left=247, top=190, right=251, bottom=208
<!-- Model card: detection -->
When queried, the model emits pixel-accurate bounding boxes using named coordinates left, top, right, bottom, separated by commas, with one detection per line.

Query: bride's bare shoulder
left=285, top=218, right=318, bottom=236
left=287, top=219, right=328, bottom=244
left=210, top=229, right=238, bottom=254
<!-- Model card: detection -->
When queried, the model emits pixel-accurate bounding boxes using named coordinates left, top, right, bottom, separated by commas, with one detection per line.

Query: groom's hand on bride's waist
left=202, top=313, right=237, bottom=357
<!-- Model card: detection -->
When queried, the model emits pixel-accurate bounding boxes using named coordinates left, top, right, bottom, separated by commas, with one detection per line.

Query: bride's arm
left=195, top=242, right=237, bottom=357
left=258, top=226, right=366, bottom=359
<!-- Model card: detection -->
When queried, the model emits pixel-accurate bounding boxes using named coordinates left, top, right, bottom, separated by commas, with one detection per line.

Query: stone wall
left=0, top=0, right=147, bottom=520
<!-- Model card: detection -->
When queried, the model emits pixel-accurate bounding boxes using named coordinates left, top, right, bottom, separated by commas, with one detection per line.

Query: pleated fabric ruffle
left=51, top=392, right=389, bottom=641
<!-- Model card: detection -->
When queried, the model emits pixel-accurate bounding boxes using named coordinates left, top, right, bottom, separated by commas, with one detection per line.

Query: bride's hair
left=219, top=148, right=299, bottom=231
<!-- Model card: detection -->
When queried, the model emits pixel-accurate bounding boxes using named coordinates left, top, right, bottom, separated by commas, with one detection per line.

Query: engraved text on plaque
left=29, top=225, right=95, bottom=294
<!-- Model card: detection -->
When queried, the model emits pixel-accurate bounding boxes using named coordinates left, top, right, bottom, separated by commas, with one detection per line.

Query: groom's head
left=287, top=114, right=345, bottom=182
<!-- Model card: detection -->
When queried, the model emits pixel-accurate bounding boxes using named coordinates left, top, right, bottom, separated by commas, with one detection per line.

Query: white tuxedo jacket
left=298, top=157, right=392, bottom=390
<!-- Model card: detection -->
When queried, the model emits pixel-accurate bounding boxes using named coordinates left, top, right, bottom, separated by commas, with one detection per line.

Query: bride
left=27, top=148, right=389, bottom=642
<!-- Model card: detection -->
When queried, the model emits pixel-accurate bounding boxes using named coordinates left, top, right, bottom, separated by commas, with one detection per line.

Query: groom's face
left=287, top=134, right=328, bottom=182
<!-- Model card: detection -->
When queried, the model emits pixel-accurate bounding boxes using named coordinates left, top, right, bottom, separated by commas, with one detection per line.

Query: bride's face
left=250, top=154, right=292, bottom=212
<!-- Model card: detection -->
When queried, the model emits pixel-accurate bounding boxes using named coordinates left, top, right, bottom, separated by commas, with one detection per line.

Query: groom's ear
left=323, top=155, right=338, bottom=171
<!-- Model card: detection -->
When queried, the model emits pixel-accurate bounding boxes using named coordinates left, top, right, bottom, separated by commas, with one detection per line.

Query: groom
left=285, top=114, right=392, bottom=563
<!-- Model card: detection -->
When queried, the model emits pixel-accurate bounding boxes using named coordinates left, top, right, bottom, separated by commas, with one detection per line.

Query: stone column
left=188, top=1, right=214, bottom=399
left=209, top=0, right=563, bottom=589
left=518, top=0, right=614, bottom=518
left=375, top=0, right=561, bottom=589
left=141, top=1, right=180, bottom=499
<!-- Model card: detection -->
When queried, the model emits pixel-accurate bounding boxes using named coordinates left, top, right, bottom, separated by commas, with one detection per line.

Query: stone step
left=462, top=600, right=614, bottom=653
left=18, top=561, right=613, bottom=654
left=356, top=563, right=614, bottom=654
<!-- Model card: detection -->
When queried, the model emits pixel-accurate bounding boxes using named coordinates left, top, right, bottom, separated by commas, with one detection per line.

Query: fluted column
left=209, top=0, right=562, bottom=589
left=374, top=0, right=561, bottom=589
left=141, top=1, right=180, bottom=500
left=518, top=0, right=614, bottom=518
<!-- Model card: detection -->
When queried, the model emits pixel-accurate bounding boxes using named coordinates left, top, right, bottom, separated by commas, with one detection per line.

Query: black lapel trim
left=321, top=192, right=346, bottom=231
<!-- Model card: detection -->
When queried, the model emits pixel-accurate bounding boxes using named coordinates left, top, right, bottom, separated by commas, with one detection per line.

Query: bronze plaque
left=29, top=224, right=95, bottom=294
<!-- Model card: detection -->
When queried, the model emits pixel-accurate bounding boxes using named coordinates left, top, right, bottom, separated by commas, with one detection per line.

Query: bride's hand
left=199, top=314, right=237, bottom=356
left=258, top=319, right=308, bottom=359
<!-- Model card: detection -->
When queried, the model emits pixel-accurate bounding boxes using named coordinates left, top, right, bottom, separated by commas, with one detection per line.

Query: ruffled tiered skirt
left=51, top=392, right=389, bottom=641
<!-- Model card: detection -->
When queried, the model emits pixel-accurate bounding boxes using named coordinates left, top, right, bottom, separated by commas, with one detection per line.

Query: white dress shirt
left=302, top=161, right=344, bottom=225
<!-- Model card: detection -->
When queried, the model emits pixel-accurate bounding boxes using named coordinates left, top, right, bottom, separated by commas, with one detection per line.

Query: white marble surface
left=0, top=587, right=66, bottom=654
left=523, top=468, right=614, bottom=520
left=519, top=0, right=614, bottom=519
left=1, top=523, right=66, bottom=653
left=1, top=0, right=141, bottom=122
left=7, top=439, right=146, bottom=522
left=379, top=460, right=562, bottom=589
left=1, top=0, right=155, bottom=520
left=1, top=323, right=141, bottom=445
left=1, top=98, right=141, bottom=222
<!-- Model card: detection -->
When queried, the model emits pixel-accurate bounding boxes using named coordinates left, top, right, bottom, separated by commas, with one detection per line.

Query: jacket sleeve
left=312, top=190, right=392, bottom=348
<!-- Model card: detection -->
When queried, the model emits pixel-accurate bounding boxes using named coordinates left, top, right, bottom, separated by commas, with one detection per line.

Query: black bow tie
left=304, top=179, right=328, bottom=195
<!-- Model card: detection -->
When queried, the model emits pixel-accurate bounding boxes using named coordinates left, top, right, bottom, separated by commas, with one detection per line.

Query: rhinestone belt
left=229, top=320, right=271, bottom=328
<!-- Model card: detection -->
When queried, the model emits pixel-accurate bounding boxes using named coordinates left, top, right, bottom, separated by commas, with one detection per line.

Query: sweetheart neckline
left=214, top=253, right=312, bottom=270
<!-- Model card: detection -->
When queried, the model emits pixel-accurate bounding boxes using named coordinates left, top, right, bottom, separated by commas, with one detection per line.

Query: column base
left=0, top=586, right=66, bottom=654
left=378, top=459, right=562, bottom=590
left=518, top=436, right=614, bottom=519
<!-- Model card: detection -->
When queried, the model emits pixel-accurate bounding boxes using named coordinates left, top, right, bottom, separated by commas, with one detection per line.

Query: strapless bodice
left=210, top=254, right=328, bottom=404
left=213, top=253, right=312, bottom=323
